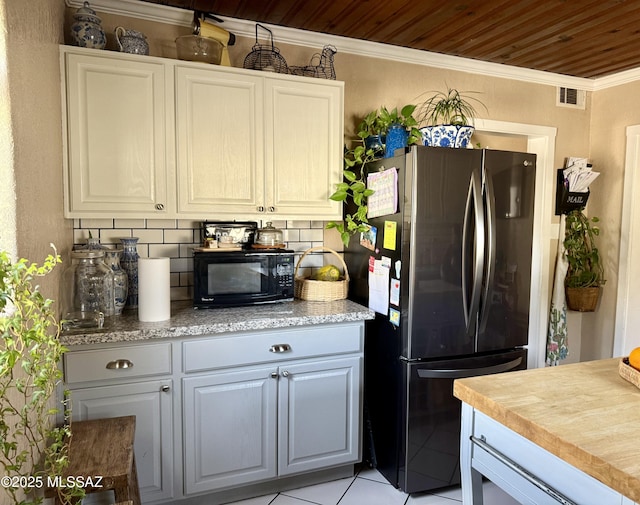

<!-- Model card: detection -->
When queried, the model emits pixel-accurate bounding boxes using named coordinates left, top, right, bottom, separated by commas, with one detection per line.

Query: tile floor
left=225, top=466, right=520, bottom=505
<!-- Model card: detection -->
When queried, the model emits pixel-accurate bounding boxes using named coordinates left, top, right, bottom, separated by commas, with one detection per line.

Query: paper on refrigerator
left=368, top=257, right=390, bottom=315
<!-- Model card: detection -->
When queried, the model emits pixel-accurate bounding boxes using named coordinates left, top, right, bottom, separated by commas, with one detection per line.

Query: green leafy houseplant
left=415, top=87, right=486, bottom=127
left=357, top=104, right=423, bottom=147
left=327, top=145, right=376, bottom=247
left=562, top=210, right=605, bottom=312
left=563, top=210, right=605, bottom=288
left=0, top=248, right=82, bottom=505
left=327, top=104, right=422, bottom=247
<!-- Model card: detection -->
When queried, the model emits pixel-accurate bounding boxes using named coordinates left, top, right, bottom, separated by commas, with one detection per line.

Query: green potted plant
left=326, top=145, right=376, bottom=247
left=563, top=209, right=606, bottom=311
left=0, top=247, right=83, bottom=505
left=357, top=104, right=422, bottom=157
left=415, top=87, right=486, bottom=148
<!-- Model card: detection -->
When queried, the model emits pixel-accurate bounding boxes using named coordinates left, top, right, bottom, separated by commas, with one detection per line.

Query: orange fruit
left=629, top=347, right=640, bottom=371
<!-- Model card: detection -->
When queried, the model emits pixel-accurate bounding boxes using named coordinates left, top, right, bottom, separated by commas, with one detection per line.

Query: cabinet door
left=278, top=356, right=361, bottom=476
left=175, top=66, right=264, bottom=215
left=264, top=79, right=343, bottom=219
left=71, top=379, right=174, bottom=503
left=182, top=366, right=277, bottom=495
left=64, top=53, right=169, bottom=217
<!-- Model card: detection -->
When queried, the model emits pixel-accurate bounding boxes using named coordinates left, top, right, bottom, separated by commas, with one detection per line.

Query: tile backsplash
left=72, top=219, right=341, bottom=301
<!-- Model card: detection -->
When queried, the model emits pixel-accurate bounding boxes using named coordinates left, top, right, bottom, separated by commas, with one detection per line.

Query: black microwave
left=193, top=249, right=295, bottom=308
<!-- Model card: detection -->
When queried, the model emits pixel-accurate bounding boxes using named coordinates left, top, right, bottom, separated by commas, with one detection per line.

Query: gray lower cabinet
left=182, top=356, right=361, bottom=495
left=63, top=322, right=364, bottom=503
left=70, top=380, right=174, bottom=503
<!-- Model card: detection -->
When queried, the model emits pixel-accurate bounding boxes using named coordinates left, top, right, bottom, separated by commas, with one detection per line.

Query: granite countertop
left=454, top=358, right=640, bottom=502
left=60, top=299, right=375, bottom=346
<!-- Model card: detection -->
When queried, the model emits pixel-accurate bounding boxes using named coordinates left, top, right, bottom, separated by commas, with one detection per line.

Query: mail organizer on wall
left=555, top=169, right=590, bottom=215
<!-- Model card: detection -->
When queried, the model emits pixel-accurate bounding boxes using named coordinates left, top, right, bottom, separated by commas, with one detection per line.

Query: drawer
left=473, top=411, right=620, bottom=504
left=64, top=342, right=172, bottom=384
left=183, top=322, right=363, bottom=373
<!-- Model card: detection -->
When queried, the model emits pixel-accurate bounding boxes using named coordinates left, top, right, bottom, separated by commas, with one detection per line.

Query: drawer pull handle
left=106, top=359, right=134, bottom=370
left=269, top=344, right=292, bottom=353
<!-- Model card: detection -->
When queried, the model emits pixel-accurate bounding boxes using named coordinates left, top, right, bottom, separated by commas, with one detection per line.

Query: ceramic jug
left=115, top=26, right=149, bottom=55
left=70, top=1, right=106, bottom=49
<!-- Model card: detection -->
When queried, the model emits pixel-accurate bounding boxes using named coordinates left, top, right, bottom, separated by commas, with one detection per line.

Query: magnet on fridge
left=395, top=260, right=401, bottom=278
left=389, top=308, right=400, bottom=326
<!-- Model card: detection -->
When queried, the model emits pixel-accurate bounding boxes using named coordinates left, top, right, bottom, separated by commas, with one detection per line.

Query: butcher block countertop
left=454, top=358, right=640, bottom=502
left=60, top=299, right=374, bottom=346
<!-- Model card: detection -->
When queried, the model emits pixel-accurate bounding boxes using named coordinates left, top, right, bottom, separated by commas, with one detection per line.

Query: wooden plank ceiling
left=141, top=0, right=640, bottom=78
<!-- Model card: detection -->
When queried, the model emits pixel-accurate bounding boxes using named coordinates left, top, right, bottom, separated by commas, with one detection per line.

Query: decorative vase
left=103, top=249, right=128, bottom=316
left=420, top=125, right=475, bottom=148
left=70, top=1, right=107, bottom=50
left=119, top=237, right=140, bottom=309
left=364, top=134, right=385, bottom=157
left=384, top=124, right=408, bottom=158
left=115, top=26, right=149, bottom=55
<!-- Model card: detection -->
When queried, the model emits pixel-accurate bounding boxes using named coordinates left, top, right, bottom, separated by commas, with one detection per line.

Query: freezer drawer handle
left=269, top=344, right=292, bottom=353
left=416, top=356, right=522, bottom=379
left=470, top=435, right=576, bottom=505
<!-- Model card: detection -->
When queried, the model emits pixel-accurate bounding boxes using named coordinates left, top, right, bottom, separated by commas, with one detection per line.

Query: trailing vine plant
left=326, top=145, right=376, bottom=247
left=0, top=247, right=83, bottom=505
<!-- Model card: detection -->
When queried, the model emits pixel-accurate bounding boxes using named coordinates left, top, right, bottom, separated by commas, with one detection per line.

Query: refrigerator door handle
left=479, top=161, right=497, bottom=334
left=462, top=168, right=485, bottom=338
left=416, top=356, right=522, bottom=379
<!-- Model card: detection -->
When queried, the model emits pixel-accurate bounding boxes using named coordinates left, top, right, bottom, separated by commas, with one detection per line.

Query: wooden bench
left=48, top=416, right=141, bottom=505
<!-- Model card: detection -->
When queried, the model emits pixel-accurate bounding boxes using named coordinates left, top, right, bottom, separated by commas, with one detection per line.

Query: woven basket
left=294, top=246, right=349, bottom=302
left=618, top=358, right=640, bottom=389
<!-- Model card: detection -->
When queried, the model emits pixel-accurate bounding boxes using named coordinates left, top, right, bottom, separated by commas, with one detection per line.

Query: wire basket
left=243, top=23, right=289, bottom=74
left=294, top=246, right=349, bottom=302
left=289, top=45, right=337, bottom=80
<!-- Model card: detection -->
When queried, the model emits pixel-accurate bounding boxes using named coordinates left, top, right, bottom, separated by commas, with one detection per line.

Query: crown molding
left=66, top=0, right=638, bottom=91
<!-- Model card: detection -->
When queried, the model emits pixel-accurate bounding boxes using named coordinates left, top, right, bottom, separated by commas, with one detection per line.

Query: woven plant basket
left=294, top=246, right=349, bottom=302
left=619, top=358, right=640, bottom=389
left=565, top=286, right=601, bottom=312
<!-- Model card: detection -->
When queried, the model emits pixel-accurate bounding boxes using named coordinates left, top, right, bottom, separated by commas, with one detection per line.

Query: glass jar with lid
left=60, top=250, right=114, bottom=330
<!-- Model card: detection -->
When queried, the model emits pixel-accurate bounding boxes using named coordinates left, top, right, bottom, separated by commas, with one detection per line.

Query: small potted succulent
left=563, top=209, right=606, bottom=311
left=415, top=87, right=486, bottom=148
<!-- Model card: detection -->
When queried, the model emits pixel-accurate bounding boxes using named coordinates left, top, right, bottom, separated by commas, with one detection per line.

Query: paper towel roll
left=138, top=257, right=171, bottom=322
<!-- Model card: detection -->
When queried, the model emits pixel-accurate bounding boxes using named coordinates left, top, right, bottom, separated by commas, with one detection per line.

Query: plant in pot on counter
left=415, top=87, right=486, bottom=148
left=0, top=247, right=83, bottom=505
left=563, top=209, right=606, bottom=311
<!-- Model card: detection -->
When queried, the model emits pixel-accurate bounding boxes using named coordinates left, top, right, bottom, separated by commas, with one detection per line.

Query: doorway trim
left=613, top=125, right=640, bottom=356
left=475, top=119, right=557, bottom=369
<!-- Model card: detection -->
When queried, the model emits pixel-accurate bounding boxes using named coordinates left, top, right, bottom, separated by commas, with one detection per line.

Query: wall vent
left=557, top=87, right=586, bottom=109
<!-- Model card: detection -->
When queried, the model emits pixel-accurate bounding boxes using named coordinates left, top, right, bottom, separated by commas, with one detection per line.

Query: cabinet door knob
left=270, top=372, right=279, bottom=379
left=155, top=203, right=165, bottom=211
left=161, top=385, right=170, bottom=392
left=268, top=206, right=275, bottom=212
left=257, top=206, right=265, bottom=212
left=282, top=370, right=290, bottom=378
left=269, top=344, right=292, bottom=353
left=105, top=359, right=133, bottom=370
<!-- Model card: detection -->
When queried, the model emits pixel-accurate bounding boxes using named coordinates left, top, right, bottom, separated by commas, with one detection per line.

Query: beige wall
left=581, top=81, right=640, bottom=360
left=3, top=0, right=70, bottom=300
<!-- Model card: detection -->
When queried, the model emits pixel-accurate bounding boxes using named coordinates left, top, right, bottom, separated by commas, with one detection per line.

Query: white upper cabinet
left=61, top=46, right=344, bottom=220
left=175, top=66, right=265, bottom=215
left=62, top=50, right=171, bottom=217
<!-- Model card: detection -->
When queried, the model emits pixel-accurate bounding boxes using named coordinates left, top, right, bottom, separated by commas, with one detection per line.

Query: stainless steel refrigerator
left=345, top=145, right=535, bottom=493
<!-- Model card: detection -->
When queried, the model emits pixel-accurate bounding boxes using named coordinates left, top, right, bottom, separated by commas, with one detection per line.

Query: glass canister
left=103, top=248, right=128, bottom=316
left=120, top=237, right=140, bottom=309
left=60, top=250, right=112, bottom=330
